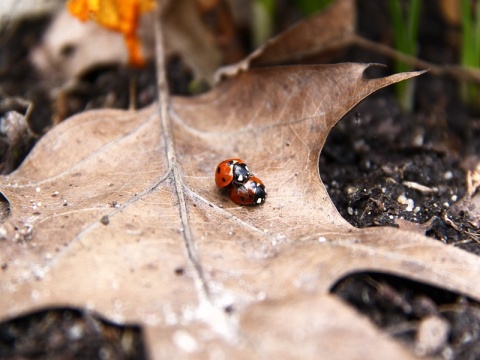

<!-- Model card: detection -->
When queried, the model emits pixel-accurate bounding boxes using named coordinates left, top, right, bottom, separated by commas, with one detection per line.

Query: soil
left=0, top=308, right=146, bottom=360
left=332, top=272, right=480, bottom=359
left=1, top=1, right=480, bottom=359
left=320, top=92, right=479, bottom=253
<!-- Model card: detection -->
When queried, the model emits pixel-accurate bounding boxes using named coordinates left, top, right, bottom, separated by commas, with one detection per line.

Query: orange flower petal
left=67, top=0, right=155, bottom=67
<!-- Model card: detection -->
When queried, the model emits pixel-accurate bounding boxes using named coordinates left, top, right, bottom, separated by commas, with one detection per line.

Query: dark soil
left=0, top=308, right=146, bottom=360
left=320, top=0, right=480, bottom=253
left=332, top=272, right=480, bottom=359
left=0, top=1, right=479, bottom=359
left=320, top=92, right=479, bottom=253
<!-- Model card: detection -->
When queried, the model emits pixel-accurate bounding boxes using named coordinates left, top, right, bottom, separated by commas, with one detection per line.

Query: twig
left=351, top=34, right=480, bottom=84
left=402, top=181, right=436, bottom=194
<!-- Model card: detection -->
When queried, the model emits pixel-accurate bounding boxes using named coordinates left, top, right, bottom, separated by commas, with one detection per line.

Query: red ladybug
left=215, top=158, right=251, bottom=188
left=229, top=176, right=267, bottom=205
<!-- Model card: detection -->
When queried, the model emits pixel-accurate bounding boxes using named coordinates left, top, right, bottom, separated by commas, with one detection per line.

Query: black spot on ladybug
left=216, top=167, right=220, bottom=174
left=222, top=177, right=226, bottom=183
left=240, top=196, right=246, bottom=201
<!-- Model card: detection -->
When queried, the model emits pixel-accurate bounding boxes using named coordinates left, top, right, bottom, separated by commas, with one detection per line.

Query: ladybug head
left=232, top=162, right=251, bottom=185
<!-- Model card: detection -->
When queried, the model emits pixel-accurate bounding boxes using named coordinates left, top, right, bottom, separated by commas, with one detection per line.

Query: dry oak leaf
left=2, top=63, right=480, bottom=358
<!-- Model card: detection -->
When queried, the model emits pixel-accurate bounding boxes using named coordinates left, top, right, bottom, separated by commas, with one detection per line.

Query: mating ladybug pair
left=215, top=158, right=267, bottom=205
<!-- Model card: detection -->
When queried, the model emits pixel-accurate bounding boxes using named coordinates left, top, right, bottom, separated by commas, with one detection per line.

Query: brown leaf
left=217, top=0, right=356, bottom=80
left=251, top=0, right=355, bottom=66
left=4, top=63, right=479, bottom=359
left=395, top=217, right=436, bottom=235
left=163, top=0, right=223, bottom=84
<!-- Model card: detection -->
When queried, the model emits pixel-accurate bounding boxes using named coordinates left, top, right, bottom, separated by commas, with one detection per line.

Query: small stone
left=444, top=171, right=453, bottom=180
left=413, top=133, right=424, bottom=146
left=405, top=199, right=415, bottom=212
left=415, top=315, right=450, bottom=356
left=397, top=194, right=407, bottom=204
left=346, top=186, right=357, bottom=195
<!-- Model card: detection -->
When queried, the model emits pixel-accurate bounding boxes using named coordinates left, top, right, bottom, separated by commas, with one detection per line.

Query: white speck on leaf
left=173, top=330, right=199, bottom=353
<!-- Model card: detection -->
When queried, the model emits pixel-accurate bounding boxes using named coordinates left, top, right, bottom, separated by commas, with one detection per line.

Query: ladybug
left=215, top=158, right=251, bottom=189
left=229, top=176, right=267, bottom=205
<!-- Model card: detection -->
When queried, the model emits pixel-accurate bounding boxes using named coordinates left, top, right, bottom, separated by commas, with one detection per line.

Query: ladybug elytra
left=229, top=176, right=267, bottom=205
left=215, top=158, right=251, bottom=188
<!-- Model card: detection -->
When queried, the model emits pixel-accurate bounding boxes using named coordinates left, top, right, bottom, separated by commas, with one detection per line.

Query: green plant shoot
left=461, top=0, right=480, bottom=112
left=295, top=0, right=334, bottom=16
left=388, top=0, right=421, bottom=112
left=253, top=0, right=276, bottom=48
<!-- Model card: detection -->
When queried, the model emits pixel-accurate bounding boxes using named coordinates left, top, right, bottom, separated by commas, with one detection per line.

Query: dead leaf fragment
left=163, top=0, right=223, bottom=84
left=0, top=96, right=35, bottom=174
left=452, top=158, right=480, bottom=227
left=0, top=111, right=32, bottom=174
left=31, top=10, right=129, bottom=79
left=467, top=163, right=480, bottom=196
left=252, top=0, right=355, bottom=66
left=194, top=0, right=245, bottom=64
left=216, top=0, right=355, bottom=80
left=395, top=217, right=436, bottom=235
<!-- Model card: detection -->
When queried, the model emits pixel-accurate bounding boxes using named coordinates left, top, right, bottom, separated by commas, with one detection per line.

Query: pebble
left=415, top=315, right=450, bottom=356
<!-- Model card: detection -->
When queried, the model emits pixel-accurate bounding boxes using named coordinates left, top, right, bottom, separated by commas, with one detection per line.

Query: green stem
left=461, top=0, right=480, bottom=112
left=388, top=0, right=421, bottom=112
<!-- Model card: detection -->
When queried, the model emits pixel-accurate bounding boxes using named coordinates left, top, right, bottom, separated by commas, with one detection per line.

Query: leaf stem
left=153, top=12, right=211, bottom=302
